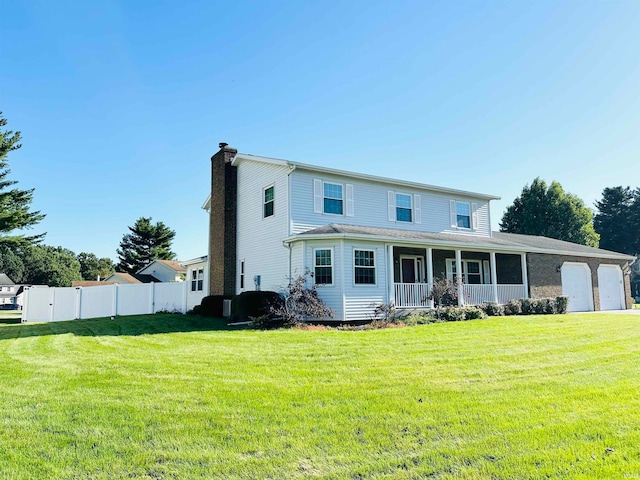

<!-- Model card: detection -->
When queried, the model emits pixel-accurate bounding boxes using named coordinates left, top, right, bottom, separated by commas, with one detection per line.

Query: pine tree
left=116, top=217, right=176, bottom=273
left=593, top=186, right=637, bottom=255
left=500, top=178, right=599, bottom=247
left=0, top=112, right=45, bottom=246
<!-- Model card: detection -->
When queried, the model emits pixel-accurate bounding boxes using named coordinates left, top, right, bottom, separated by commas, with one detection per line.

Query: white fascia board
left=231, top=153, right=500, bottom=201
left=182, top=256, right=208, bottom=266
left=283, top=233, right=634, bottom=260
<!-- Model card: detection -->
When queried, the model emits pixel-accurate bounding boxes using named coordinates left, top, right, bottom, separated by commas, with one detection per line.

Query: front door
left=400, top=256, right=424, bottom=283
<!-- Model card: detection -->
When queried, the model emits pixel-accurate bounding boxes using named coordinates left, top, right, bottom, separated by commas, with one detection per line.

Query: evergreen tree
left=0, top=245, right=25, bottom=282
left=77, top=252, right=115, bottom=280
left=0, top=112, right=45, bottom=246
left=500, top=178, right=599, bottom=247
left=116, top=217, right=176, bottom=273
left=593, top=186, right=637, bottom=254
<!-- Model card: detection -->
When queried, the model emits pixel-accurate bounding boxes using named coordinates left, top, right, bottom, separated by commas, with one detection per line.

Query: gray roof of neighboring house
left=291, top=224, right=633, bottom=260
left=0, top=273, right=15, bottom=285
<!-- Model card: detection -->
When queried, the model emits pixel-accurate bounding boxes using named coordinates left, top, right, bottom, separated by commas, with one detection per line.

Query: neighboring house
left=183, top=256, right=208, bottom=311
left=137, top=260, right=186, bottom=283
left=0, top=273, right=23, bottom=310
left=102, top=272, right=161, bottom=284
left=203, top=144, right=634, bottom=320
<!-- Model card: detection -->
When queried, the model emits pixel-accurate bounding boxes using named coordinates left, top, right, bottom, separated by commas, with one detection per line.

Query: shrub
left=556, top=296, right=569, bottom=314
left=439, top=306, right=467, bottom=322
left=520, top=298, right=533, bottom=315
left=253, top=271, right=333, bottom=329
left=462, top=306, right=487, bottom=320
left=231, top=291, right=284, bottom=323
left=369, top=302, right=398, bottom=324
left=503, top=300, right=522, bottom=316
left=479, top=302, right=504, bottom=317
left=194, top=295, right=233, bottom=317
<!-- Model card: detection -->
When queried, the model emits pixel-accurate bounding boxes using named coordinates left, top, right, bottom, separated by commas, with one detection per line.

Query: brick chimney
left=208, top=142, right=238, bottom=296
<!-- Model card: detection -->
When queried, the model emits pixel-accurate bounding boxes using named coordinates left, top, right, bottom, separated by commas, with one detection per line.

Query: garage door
left=597, top=265, right=625, bottom=311
left=561, top=262, right=594, bottom=312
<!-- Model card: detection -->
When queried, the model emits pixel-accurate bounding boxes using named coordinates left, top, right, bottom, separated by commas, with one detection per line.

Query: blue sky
left=2, top=0, right=639, bottom=262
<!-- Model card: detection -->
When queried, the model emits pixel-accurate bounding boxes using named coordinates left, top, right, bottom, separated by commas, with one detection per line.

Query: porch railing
left=394, top=283, right=527, bottom=308
left=394, top=282, right=433, bottom=308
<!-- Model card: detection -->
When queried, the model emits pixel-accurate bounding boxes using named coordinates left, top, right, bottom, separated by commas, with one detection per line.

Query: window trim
left=353, top=248, right=376, bottom=286
left=313, top=247, right=334, bottom=286
left=263, top=184, right=275, bottom=218
left=395, top=192, right=413, bottom=223
left=323, top=181, right=344, bottom=216
left=240, top=260, right=245, bottom=290
left=446, top=258, right=483, bottom=284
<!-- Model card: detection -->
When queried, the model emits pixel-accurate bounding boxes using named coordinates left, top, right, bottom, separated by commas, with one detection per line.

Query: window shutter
left=471, top=203, right=478, bottom=230
left=445, top=259, right=454, bottom=282
left=345, top=184, right=354, bottom=217
left=483, top=260, right=490, bottom=284
left=449, top=200, right=457, bottom=228
left=388, top=191, right=396, bottom=221
left=413, top=194, right=421, bottom=224
left=313, top=179, right=323, bottom=213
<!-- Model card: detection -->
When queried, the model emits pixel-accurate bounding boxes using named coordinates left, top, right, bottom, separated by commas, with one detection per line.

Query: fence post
left=21, top=287, right=29, bottom=323
left=149, top=283, right=155, bottom=314
left=75, top=287, right=82, bottom=320
left=182, top=281, right=188, bottom=313
left=113, top=284, right=119, bottom=317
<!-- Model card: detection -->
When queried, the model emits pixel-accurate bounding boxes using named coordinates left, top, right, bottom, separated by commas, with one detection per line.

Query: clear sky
left=2, top=0, right=639, bottom=262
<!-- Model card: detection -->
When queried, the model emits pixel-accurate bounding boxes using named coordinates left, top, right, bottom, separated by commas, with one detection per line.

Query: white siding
left=302, top=241, right=344, bottom=321
left=290, top=170, right=492, bottom=237
left=186, top=261, right=208, bottom=310
left=343, top=241, right=388, bottom=321
left=236, top=160, right=292, bottom=293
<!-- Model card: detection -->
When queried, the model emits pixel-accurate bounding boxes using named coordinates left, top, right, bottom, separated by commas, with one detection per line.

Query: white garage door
left=561, top=262, right=594, bottom=312
left=597, top=265, right=625, bottom=311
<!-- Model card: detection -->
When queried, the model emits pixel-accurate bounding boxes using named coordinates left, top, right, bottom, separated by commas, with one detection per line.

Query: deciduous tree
left=500, top=178, right=599, bottom=247
left=20, top=245, right=82, bottom=287
left=77, top=252, right=115, bottom=280
left=116, top=217, right=176, bottom=273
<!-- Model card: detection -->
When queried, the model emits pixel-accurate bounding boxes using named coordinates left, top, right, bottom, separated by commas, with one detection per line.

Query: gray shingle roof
left=294, top=224, right=632, bottom=260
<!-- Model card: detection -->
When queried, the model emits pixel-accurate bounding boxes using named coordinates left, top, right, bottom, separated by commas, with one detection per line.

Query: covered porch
left=387, top=245, right=529, bottom=308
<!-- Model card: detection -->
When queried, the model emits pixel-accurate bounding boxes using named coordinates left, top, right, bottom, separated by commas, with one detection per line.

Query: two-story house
left=204, top=144, right=633, bottom=320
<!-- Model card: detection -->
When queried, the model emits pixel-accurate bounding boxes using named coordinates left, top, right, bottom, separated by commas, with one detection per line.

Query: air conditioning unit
left=222, top=299, right=232, bottom=317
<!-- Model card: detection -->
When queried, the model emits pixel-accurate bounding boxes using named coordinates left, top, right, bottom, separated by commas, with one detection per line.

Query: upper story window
left=388, top=191, right=421, bottom=224
left=354, top=249, right=375, bottom=285
left=263, top=185, right=274, bottom=218
left=396, top=193, right=412, bottom=222
left=456, top=202, right=471, bottom=229
left=450, top=200, right=477, bottom=230
left=314, top=248, right=333, bottom=285
left=323, top=183, right=343, bottom=215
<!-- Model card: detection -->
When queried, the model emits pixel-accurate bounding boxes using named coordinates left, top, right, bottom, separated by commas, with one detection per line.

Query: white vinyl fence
left=22, top=282, right=188, bottom=323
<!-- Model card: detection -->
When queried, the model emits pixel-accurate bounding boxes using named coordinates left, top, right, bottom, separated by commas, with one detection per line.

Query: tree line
left=0, top=112, right=176, bottom=287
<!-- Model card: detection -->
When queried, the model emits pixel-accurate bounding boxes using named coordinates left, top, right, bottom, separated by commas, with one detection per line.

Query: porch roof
left=287, top=224, right=634, bottom=260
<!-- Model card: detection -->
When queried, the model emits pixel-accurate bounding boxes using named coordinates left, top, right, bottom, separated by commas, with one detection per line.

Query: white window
left=446, top=259, right=483, bottom=284
left=323, top=182, right=343, bottom=215
left=450, top=200, right=477, bottom=230
left=396, top=193, right=412, bottom=222
left=354, top=249, right=375, bottom=285
left=314, top=249, right=333, bottom=285
left=191, top=269, right=204, bottom=291
left=388, top=191, right=421, bottom=224
left=263, top=185, right=274, bottom=218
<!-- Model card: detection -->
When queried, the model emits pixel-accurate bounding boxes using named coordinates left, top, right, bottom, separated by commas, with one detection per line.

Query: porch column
left=387, top=244, right=395, bottom=305
left=490, top=251, right=499, bottom=304
left=455, top=249, right=463, bottom=306
left=521, top=253, right=529, bottom=298
left=426, top=247, right=434, bottom=308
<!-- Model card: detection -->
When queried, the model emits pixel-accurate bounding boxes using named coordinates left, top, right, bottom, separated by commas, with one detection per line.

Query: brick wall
left=208, top=145, right=238, bottom=296
left=527, top=253, right=632, bottom=310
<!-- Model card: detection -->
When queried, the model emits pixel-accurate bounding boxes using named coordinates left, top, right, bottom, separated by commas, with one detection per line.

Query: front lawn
left=1, top=313, right=639, bottom=479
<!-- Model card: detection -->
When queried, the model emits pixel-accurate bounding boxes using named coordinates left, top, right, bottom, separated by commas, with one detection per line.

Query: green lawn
left=1, top=313, right=639, bottom=479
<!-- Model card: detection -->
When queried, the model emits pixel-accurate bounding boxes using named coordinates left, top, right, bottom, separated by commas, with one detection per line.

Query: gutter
left=282, top=232, right=635, bottom=261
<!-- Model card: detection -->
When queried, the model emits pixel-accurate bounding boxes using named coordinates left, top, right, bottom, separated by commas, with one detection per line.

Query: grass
left=0, top=309, right=21, bottom=324
left=1, top=313, right=640, bottom=479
